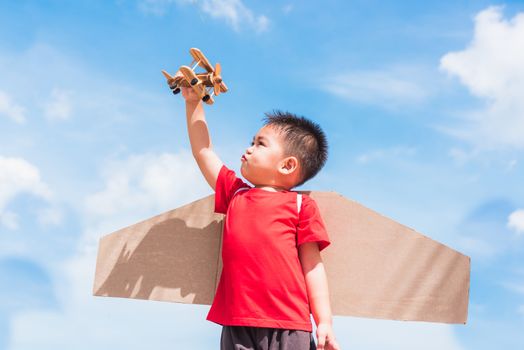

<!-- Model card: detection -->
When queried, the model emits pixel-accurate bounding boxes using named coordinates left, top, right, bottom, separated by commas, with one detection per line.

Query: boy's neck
left=254, top=184, right=290, bottom=192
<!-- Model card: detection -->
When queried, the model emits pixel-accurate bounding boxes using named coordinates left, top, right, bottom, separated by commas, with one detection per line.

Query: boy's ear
left=278, top=156, right=299, bottom=175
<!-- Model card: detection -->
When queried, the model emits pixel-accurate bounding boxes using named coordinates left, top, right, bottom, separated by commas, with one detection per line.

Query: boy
left=181, top=86, right=340, bottom=350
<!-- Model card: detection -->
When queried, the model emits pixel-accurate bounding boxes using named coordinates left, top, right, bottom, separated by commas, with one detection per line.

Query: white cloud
left=84, top=151, right=209, bottom=236
left=9, top=151, right=214, bottom=348
left=519, top=305, right=524, bottom=316
left=0, top=41, right=181, bottom=261
left=451, top=197, right=524, bottom=264
left=501, top=281, right=524, bottom=295
left=356, top=146, right=417, bottom=164
left=137, top=0, right=178, bottom=15
left=332, top=317, right=464, bottom=350
left=37, top=206, right=64, bottom=227
left=44, top=88, right=73, bottom=121
left=201, top=0, right=269, bottom=32
left=0, top=211, right=19, bottom=230
left=9, top=251, right=220, bottom=350
left=0, top=43, right=166, bottom=133
left=440, top=6, right=524, bottom=149
left=447, top=147, right=518, bottom=173
left=508, top=209, right=524, bottom=236
left=469, top=302, right=486, bottom=315
left=502, top=282, right=524, bottom=320
left=0, top=90, right=26, bottom=124
left=505, top=159, right=517, bottom=172
left=322, top=66, right=431, bottom=109
left=282, top=4, right=294, bottom=14
left=138, top=0, right=269, bottom=32
left=455, top=235, right=498, bottom=259
left=0, top=156, right=52, bottom=229
left=447, top=147, right=484, bottom=165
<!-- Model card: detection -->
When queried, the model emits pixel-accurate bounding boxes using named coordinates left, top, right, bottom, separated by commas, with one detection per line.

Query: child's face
left=240, top=125, right=288, bottom=187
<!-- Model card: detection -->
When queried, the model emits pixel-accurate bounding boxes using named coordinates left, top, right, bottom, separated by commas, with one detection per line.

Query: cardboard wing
left=93, top=191, right=470, bottom=324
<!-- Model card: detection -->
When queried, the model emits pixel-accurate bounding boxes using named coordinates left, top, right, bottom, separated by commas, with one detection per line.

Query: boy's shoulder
left=295, top=192, right=322, bottom=217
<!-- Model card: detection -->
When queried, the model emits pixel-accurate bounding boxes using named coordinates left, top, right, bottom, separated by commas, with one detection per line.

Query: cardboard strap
left=233, top=187, right=250, bottom=198
left=297, top=193, right=302, bottom=214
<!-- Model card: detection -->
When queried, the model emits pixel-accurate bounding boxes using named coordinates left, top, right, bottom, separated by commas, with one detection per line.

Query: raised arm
left=182, top=86, right=223, bottom=191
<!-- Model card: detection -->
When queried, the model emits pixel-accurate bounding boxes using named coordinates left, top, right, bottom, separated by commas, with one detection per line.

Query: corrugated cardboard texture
left=93, top=192, right=470, bottom=324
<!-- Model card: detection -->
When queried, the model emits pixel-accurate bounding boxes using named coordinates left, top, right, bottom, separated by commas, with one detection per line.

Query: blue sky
left=1, top=0, right=524, bottom=349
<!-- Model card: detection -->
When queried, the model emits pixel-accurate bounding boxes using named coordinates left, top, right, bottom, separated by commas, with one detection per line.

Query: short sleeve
left=214, top=165, right=251, bottom=214
left=296, top=195, right=330, bottom=251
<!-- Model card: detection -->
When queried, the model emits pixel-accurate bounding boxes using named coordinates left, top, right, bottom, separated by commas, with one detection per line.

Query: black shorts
left=220, top=326, right=316, bottom=350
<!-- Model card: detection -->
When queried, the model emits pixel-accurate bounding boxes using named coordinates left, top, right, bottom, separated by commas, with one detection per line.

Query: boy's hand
left=174, top=71, right=201, bottom=103
left=316, top=323, right=341, bottom=350
left=182, top=86, right=200, bottom=103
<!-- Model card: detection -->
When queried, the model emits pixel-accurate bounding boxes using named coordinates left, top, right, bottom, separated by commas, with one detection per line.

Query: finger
left=181, top=86, right=192, bottom=97
left=182, top=86, right=194, bottom=94
left=327, top=339, right=341, bottom=350
left=317, top=333, right=326, bottom=350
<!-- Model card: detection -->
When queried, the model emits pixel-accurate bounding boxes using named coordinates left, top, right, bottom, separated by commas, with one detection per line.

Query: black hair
left=263, top=110, right=328, bottom=187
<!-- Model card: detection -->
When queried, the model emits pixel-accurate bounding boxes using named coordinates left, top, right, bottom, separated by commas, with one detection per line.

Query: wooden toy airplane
left=162, top=48, right=228, bottom=105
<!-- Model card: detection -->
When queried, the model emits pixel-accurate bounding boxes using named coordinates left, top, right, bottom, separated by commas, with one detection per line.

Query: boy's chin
left=240, top=167, right=257, bottom=186
left=240, top=166, right=249, bottom=181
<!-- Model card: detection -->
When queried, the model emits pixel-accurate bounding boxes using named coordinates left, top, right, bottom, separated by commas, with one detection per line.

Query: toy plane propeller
left=162, top=48, right=228, bottom=105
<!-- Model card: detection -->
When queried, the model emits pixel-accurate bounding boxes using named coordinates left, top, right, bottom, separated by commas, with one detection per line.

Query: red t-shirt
left=206, top=165, right=330, bottom=332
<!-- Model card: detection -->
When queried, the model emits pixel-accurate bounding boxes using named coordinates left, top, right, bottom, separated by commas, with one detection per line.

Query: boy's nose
left=246, top=146, right=254, bottom=154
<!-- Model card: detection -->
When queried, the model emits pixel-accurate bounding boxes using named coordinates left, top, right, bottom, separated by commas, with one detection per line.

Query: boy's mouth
left=241, top=155, right=247, bottom=162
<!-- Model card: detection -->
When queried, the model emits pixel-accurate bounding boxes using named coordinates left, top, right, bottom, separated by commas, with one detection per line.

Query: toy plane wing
left=93, top=191, right=470, bottom=324
left=190, top=48, right=213, bottom=73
